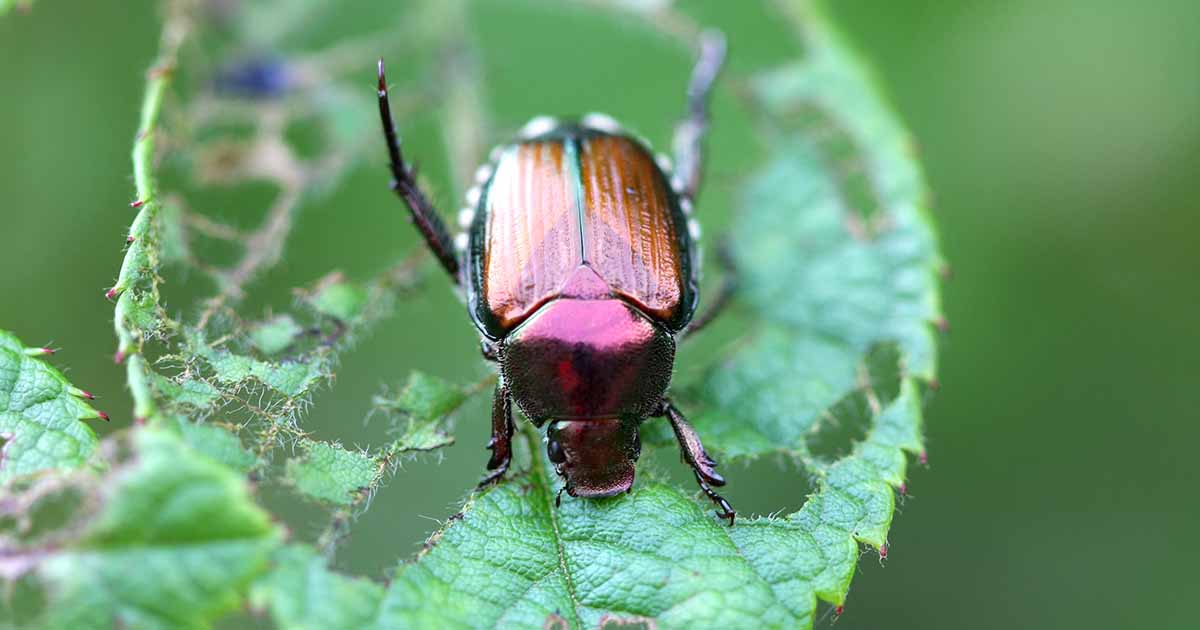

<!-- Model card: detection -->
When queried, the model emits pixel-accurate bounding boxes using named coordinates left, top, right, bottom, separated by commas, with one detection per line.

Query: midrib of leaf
left=519, top=423, right=584, bottom=629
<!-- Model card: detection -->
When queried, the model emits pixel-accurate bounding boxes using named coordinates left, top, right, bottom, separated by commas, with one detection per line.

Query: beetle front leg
left=672, top=30, right=726, bottom=201
left=479, top=382, right=514, bottom=487
left=659, top=398, right=735, bottom=525
left=377, top=59, right=461, bottom=283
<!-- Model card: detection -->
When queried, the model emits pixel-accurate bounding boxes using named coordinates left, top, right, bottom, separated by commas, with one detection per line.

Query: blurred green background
left=1, top=1, right=1196, bottom=629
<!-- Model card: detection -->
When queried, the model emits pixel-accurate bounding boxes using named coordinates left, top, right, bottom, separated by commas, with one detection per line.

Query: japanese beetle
left=377, top=33, right=735, bottom=524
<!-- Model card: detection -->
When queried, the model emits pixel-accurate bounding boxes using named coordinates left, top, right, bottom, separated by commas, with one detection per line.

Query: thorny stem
left=111, top=0, right=193, bottom=424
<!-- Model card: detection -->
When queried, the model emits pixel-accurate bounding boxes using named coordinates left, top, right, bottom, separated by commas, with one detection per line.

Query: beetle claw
left=477, top=463, right=508, bottom=488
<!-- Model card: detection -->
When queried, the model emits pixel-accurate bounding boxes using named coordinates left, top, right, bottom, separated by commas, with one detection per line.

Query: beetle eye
left=547, top=438, right=566, bottom=464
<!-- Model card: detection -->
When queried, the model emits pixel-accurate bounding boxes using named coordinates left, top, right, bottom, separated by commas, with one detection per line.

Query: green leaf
left=250, top=545, right=385, bottom=630
left=178, top=421, right=258, bottom=473
left=186, top=330, right=325, bottom=398
left=151, top=371, right=221, bottom=410
left=372, top=371, right=470, bottom=453
left=249, top=315, right=304, bottom=355
left=306, top=278, right=369, bottom=323
left=0, top=330, right=102, bottom=484
left=286, top=441, right=378, bottom=506
left=14, top=429, right=279, bottom=629
left=400, top=390, right=915, bottom=628
left=259, top=379, right=921, bottom=628
left=686, top=3, right=942, bottom=459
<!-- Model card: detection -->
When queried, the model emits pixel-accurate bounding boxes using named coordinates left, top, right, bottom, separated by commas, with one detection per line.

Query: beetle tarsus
left=658, top=398, right=735, bottom=524
left=695, top=470, right=735, bottom=526
left=478, top=462, right=509, bottom=488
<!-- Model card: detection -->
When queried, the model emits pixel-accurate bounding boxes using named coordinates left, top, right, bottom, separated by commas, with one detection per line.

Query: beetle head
left=547, top=419, right=640, bottom=497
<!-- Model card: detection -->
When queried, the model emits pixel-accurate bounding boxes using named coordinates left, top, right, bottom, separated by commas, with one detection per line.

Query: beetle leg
left=694, top=471, right=736, bottom=526
left=659, top=398, right=736, bottom=525
left=684, top=240, right=737, bottom=339
left=672, top=30, right=726, bottom=201
left=377, top=59, right=461, bottom=283
left=479, top=382, right=514, bottom=487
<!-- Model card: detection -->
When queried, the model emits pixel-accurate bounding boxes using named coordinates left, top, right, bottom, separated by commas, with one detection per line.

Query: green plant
left=0, top=1, right=943, bottom=628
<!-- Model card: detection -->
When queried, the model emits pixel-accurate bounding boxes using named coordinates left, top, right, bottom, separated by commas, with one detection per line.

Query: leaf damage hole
left=788, top=103, right=891, bottom=239
left=808, top=343, right=903, bottom=462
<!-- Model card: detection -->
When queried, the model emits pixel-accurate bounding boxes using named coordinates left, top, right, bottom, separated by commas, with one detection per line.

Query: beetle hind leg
left=478, top=382, right=514, bottom=488
left=377, top=59, right=461, bottom=283
left=672, top=31, right=726, bottom=202
left=659, top=398, right=736, bottom=525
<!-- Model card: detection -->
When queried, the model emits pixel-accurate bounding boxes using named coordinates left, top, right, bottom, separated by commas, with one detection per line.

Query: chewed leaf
left=187, top=330, right=325, bottom=398
left=690, top=329, right=860, bottom=458
left=0, top=330, right=102, bottom=484
left=286, top=441, right=378, bottom=506
left=686, top=6, right=942, bottom=459
left=250, top=315, right=305, bottom=355
left=11, top=429, right=279, bottom=629
left=250, top=545, right=385, bottom=629
left=373, top=371, right=471, bottom=453
left=151, top=371, right=220, bottom=410
left=266, top=381, right=921, bottom=628
left=304, top=276, right=369, bottom=322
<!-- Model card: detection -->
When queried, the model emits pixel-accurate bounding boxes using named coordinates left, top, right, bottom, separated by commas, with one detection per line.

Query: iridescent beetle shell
left=464, top=123, right=698, bottom=337
left=461, top=120, right=698, bottom=497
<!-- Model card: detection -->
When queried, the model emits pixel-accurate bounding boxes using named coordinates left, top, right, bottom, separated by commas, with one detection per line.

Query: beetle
left=377, top=33, right=736, bottom=524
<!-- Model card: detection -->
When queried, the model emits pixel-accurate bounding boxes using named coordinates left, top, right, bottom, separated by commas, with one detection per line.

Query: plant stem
left=110, top=2, right=193, bottom=424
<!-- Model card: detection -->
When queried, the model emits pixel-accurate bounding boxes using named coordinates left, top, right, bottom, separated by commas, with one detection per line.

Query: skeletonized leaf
left=286, top=441, right=378, bottom=506
left=186, top=330, right=325, bottom=398
left=372, top=371, right=469, bottom=453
